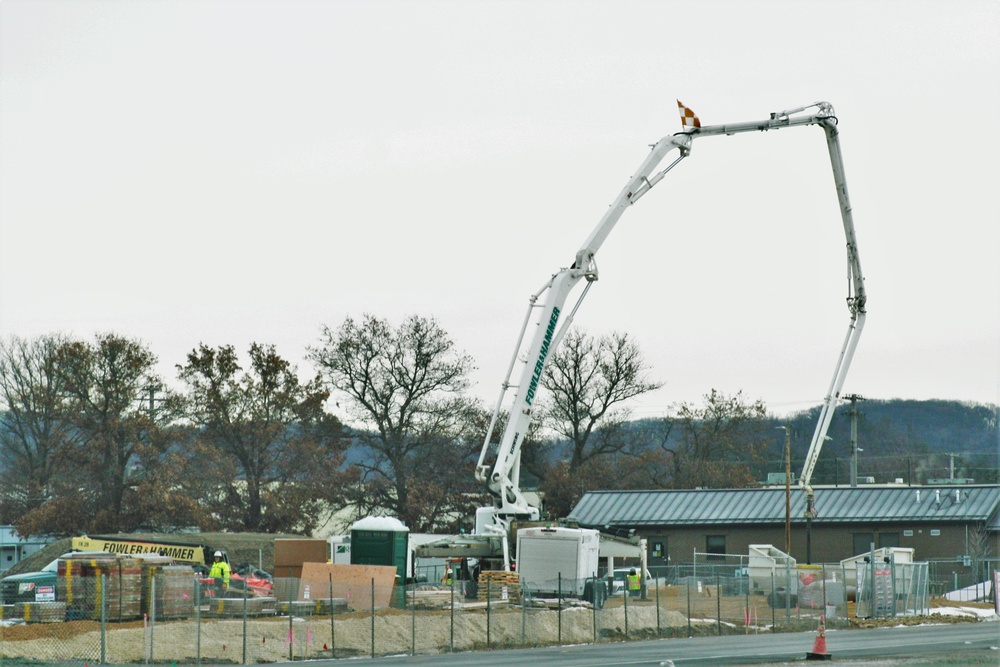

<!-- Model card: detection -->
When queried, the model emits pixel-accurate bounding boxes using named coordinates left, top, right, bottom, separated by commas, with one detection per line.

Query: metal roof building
left=566, top=485, right=1000, bottom=567
left=568, top=486, right=1000, bottom=527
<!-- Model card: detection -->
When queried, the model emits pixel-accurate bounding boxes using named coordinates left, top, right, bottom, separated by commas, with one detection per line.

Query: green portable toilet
left=349, top=516, right=410, bottom=585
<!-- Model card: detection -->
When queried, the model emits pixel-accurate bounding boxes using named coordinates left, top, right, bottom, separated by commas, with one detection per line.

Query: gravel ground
left=2, top=599, right=995, bottom=664
left=2, top=604, right=692, bottom=663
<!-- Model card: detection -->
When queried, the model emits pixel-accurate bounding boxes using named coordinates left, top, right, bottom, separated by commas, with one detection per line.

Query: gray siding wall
left=635, top=522, right=997, bottom=565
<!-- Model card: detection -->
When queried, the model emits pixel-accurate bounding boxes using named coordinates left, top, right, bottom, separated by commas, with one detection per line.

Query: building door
left=647, top=536, right=669, bottom=567
left=879, top=532, right=900, bottom=549
left=853, top=532, right=875, bottom=557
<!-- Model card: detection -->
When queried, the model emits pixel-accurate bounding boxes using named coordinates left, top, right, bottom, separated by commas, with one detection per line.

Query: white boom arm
left=474, top=101, right=866, bottom=549
left=473, top=131, right=694, bottom=543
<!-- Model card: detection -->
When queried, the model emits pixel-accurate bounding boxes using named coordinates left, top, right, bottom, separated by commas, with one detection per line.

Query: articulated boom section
left=474, top=132, right=694, bottom=543
left=796, top=108, right=868, bottom=513
left=475, top=101, right=866, bottom=556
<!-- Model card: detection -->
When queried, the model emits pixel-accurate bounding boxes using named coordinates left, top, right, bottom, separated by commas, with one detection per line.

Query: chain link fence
left=928, top=558, right=1000, bottom=599
left=0, top=559, right=982, bottom=665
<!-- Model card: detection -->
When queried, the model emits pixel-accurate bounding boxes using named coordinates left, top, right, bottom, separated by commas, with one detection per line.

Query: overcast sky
left=1, top=0, right=998, bottom=423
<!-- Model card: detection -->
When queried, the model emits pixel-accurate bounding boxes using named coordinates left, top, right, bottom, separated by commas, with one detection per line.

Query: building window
left=706, top=535, right=726, bottom=561
left=853, top=533, right=874, bottom=556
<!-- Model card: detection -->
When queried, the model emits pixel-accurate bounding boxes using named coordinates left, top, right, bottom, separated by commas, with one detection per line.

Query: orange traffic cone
left=806, top=616, right=831, bottom=660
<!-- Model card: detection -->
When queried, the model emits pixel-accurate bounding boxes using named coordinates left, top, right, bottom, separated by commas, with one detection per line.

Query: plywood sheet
left=299, top=562, right=397, bottom=609
left=274, top=538, right=328, bottom=567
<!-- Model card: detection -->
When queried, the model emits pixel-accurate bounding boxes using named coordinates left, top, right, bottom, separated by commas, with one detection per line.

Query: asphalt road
left=187, top=622, right=998, bottom=667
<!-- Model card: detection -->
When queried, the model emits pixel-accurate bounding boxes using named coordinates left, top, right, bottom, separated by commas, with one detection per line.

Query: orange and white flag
left=676, top=100, right=701, bottom=130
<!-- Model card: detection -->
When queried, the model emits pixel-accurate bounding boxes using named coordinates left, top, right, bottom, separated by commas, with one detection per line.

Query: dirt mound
left=6, top=533, right=301, bottom=576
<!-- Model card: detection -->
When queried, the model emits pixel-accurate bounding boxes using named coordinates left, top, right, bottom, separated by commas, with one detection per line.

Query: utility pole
left=844, top=393, right=865, bottom=487
left=140, top=383, right=167, bottom=420
left=778, top=424, right=792, bottom=555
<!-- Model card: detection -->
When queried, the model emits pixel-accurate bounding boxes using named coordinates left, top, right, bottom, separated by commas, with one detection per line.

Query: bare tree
left=657, top=389, right=770, bottom=489
left=0, top=334, right=74, bottom=523
left=967, top=521, right=993, bottom=593
left=541, top=330, right=661, bottom=470
left=177, top=343, right=352, bottom=533
left=308, top=314, right=481, bottom=531
left=13, top=333, right=176, bottom=536
left=517, top=329, right=661, bottom=519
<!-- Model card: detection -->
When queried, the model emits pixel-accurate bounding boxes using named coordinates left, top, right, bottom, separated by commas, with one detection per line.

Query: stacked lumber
left=264, top=596, right=353, bottom=616
left=409, top=588, right=453, bottom=609
left=58, top=555, right=142, bottom=621
left=476, top=571, right=521, bottom=603
left=289, top=597, right=349, bottom=615
left=160, top=565, right=197, bottom=618
left=138, top=555, right=171, bottom=617
left=278, top=599, right=321, bottom=617
left=270, top=577, right=299, bottom=603
left=211, top=595, right=278, bottom=617
left=140, top=562, right=196, bottom=619
left=12, top=601, right=66, bottom=623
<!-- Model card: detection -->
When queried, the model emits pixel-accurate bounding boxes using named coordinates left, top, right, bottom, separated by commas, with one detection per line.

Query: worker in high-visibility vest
left=626, top=568, right=641, bottom=597
left=442, top=566, right=453, bottom=586
left=209, top=551, right=231, bottom=597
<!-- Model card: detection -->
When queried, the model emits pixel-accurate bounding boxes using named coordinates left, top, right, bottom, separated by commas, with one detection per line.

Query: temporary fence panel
left=928, top=557, right=1000, bottom=599
left=855, top=561, right=929, bottom=619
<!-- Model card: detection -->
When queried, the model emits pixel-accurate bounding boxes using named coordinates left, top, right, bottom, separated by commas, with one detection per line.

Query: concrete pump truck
left=417, top=100, right=867, bottom=604
left=470, top=100, right=867, bottom=575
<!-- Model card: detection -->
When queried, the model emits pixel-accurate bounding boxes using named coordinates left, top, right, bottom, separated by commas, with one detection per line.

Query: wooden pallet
left=476, top=571, right=522, bottom=602
left=212, top=596, right=279, bottom=617
left=14, top=602, right=66, bottom=623
left=59, top=556, right=143, bottom=621
left=275, top=598, right=349, bottom=615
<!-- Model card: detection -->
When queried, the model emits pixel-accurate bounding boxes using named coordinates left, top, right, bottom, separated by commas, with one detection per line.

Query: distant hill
left=605, top=399, right=998, bottom=486
left=786, top=399, right=997, bottom=455
left=777, top=399, right=998, bottom=485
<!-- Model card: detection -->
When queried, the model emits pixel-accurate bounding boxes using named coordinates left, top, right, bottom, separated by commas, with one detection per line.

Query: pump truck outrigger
left=474, top=101, right=867, bottom=569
